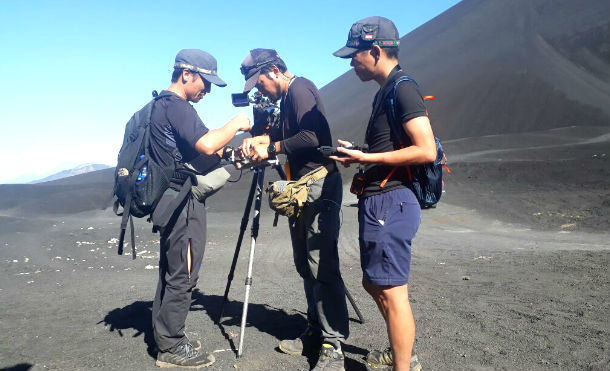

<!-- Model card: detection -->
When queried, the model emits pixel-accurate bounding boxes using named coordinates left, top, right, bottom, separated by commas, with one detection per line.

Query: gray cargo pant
left=152, top=191, right=206, bottom=352
left=288, top=170, right=349, bottom=348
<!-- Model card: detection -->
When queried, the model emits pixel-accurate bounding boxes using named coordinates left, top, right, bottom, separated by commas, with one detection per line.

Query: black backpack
left=385, top=76, right=446, bottom=209
left=113, top=91, right=194, bottom=258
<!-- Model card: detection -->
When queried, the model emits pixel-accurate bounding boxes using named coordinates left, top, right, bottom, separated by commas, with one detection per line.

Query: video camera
left=231, top=91, right=280, bottom=137
left=225, top=91, right=282, bottom=173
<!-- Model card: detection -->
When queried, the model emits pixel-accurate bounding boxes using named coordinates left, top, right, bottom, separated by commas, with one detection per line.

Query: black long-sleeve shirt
left=273, top=77, right=336, bottom=179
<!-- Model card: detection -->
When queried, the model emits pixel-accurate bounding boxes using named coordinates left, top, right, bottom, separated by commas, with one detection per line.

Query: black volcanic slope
left=321, top=0, right=610, bottom=141
left=1, top=0, right=608, bottom=221
left=0, top=168, right=114, bottom=216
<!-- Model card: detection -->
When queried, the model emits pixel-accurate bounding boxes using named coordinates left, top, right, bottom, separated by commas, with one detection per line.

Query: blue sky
left=0, top=0, right=461, bottom=183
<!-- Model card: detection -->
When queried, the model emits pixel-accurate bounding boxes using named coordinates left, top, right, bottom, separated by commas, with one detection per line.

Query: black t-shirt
left=361, top=66, right=428, bottom=198
left=273, top=77, right=336, bottom=179
left=149, top=90, right=217, bottom=173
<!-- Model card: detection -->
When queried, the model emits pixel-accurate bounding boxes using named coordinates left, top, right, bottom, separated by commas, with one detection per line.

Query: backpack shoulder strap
left=385, top=75, right=418, bottom=146
left=379, top=75, right=419, bottom=188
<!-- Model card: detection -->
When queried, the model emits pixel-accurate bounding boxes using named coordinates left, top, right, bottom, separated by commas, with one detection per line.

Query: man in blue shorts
left=331, top=17, right=438, bottom=371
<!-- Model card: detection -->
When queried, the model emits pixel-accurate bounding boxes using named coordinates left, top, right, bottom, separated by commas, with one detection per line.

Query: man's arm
left=332, top=116, right=436, bottom=166
left=194, top=113, right=251, bottom=155
left=367, top=116, right=437, bottom=165
left=278, top=87, right=323, bottom=155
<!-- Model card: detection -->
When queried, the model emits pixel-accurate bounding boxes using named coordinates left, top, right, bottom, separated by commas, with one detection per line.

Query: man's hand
left=330, top=139, right=368, bottom=167
left=240, top=135, right=270, bottom=158
left=194, top=113, right=252, bottom=156
left=230, top=112, right=252, bottom=132
left=249, top=143, right=270, bottom=163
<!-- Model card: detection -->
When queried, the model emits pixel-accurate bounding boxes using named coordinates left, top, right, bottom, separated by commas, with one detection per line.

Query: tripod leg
left=218, top=172, right=258, bottom=324
left=237, top=167, right=265, bottom=357
left=273, top=163, right=287, bottom=181
left=345, top=286, right=365, bottom=324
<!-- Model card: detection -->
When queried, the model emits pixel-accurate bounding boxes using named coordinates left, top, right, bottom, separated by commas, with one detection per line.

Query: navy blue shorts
left=358, top=188, right=421, bottom=286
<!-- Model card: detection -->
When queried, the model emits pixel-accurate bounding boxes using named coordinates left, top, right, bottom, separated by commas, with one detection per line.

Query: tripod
left=217, top=159, right=365, bottom=357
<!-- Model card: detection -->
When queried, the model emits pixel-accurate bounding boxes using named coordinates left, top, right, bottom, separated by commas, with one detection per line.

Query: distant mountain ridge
left=31, top=163, right=112, bottom=184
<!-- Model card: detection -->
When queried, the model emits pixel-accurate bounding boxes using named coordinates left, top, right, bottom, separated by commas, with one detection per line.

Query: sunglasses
left=240, top=56, right=278, bottom=77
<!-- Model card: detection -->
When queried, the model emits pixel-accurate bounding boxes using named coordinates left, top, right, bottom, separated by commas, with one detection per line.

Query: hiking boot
left=278, top=326, right=322, bottom=355
left=156, top=342, right=215, bottom=369
left=312, top=343, right=345, bottom=371
left=366, top=347, right=422, bottom=371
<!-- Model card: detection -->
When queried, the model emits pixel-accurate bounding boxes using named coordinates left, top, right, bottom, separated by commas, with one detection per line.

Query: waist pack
left=267, top=165, right=329, bottom=219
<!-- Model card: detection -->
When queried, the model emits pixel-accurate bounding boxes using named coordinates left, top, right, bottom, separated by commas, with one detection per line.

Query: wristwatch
left=267, top=142, right=277, bottom=159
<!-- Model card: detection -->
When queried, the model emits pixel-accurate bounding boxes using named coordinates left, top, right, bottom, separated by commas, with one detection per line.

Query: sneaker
left=154, top=340, right=201, bottom=354
left=156, top=342, right=215, bottom=369
left=312, top=343, right=345, bottom=371
left=278, top=326, right=322, bottom=355
left=189, top=340, right=202, bottom=351
left=411, top=355, right=422, bottom=371
left=366, top=348, right=421, bottom=371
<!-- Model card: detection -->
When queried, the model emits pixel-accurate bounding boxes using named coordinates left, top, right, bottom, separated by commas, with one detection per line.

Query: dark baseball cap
left=240, top=48, right=283, bottom=92
left=174, top=49, right=227, bottom=87
left=333, top=16, right=400, bottom=58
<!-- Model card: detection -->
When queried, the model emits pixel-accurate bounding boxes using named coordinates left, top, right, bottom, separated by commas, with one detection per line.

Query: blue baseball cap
left=174, top=49, right=227, bottom=87
left=333, top=16, right=400, bottom=58
left=240, top=48, right=283, bottom=92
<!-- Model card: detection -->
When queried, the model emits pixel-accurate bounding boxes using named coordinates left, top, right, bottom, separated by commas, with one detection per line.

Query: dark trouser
left=288, top=171, right=349, bottom=348
left=152, top=191, right=207, bottom=352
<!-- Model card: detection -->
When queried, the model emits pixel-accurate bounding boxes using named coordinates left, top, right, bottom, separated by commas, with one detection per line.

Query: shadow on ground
left=96, top=291, right=308, bottom=357
left=191, top=290, right=368, bottom=370
left=97, top=301, right=157, bottom=358
left=97, top=289, right=368, bottom=369
left=0, top=364, right=35, bottom=371
left=191, top=290, right=308, bottom=351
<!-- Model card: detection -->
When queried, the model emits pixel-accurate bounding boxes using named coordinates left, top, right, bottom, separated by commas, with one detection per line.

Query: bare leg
left=363, top=279, right=415, bottom=371
left=363, top=278, right=387, bottom=320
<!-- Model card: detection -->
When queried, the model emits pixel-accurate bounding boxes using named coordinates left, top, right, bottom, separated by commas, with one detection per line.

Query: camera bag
left=267, top=165, right=330, bottom=219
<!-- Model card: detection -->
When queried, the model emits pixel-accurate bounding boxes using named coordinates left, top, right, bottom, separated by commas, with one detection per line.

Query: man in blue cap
left=150, top=49, right=251, bottom=368
left=239, top=49, right=349, bottom=371
left=332, top=16, right=436, bottom=371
